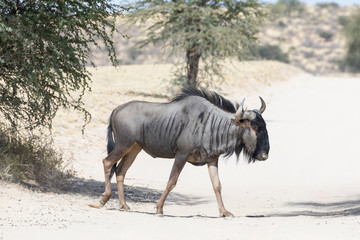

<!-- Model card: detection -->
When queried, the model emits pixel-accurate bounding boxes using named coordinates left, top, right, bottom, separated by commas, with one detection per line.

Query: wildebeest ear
left=231, top=118, right=240, bottom=126
left=231, top=118, right=246, bottom=126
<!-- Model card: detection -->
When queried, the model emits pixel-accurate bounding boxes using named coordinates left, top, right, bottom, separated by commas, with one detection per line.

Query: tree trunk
left=185, top=49, right=201, bottom=88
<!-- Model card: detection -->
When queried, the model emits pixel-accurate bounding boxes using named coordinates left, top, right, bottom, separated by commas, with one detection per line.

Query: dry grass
left=0, top=124, right=75, bottom=191
left=87, top=60, right=304, bottom=98
left=219, top=60, right=304, bottom=95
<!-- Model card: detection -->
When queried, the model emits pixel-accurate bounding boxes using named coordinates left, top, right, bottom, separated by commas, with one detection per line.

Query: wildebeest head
left=231, top=97, right=270, bottom=162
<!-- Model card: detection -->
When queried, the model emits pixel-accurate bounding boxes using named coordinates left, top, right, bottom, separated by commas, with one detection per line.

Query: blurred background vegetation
left=341, top=9, right=360, bottom=72
left=126, top=0, right=266, bottom=88
left=95, top=1, right=359, bottom=75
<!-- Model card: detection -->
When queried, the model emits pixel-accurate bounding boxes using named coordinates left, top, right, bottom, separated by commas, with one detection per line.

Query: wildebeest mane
left=172, top=87, right=239, bottom=113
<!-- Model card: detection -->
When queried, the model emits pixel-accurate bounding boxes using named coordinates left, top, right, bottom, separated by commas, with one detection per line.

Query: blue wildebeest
left=89, top=87, right=270, bottom=217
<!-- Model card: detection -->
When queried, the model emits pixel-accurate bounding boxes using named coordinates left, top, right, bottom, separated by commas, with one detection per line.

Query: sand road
left=1, top=75, right=360, bottom=239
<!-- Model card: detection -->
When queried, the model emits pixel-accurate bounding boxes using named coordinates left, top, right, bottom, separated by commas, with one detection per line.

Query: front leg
left=207, top=160, right=234, bottom=217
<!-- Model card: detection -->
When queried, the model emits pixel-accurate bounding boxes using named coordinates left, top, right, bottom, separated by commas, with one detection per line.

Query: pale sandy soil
left=1, top=63, right=360, bottom=239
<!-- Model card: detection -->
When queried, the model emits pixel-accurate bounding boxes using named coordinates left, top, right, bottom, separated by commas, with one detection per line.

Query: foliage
left=256, top=44, right=290, bottom=63
left=318, top=30, right=334, bottom=41
left=0, top=0, right=122, bottom=132
left=126, top=0, right=266, bottom=87
left=128, top=47, right=143, bottom=62
left=316, top=2, right=339, bottom=8
left=338, top=15, right=349, bottom=27
left=270, top=0, right=305, bottom=17
left=341, top=10, right=360, bottom=72
left=0, top=124, right=74, bottom=190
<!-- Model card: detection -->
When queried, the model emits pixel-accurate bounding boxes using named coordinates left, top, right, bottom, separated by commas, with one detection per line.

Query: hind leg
left=155, top=153, right=187, bottom=215
left=88, top=144, right=132, bottom=208
left=115, top=143, right=142, bottom=211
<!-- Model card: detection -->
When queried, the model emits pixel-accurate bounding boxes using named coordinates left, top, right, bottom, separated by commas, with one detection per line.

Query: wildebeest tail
left=107, top=111, right=117, bottom=179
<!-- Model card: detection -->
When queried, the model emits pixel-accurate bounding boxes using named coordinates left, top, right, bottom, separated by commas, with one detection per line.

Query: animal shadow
left=68, top=177, right=209, bottom=206
left=263, top=198, right=360, bottom=218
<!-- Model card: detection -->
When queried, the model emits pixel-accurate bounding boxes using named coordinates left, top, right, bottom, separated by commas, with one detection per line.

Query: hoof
left=88, top=199, right=106, bottom=209
left=220, top=211, right=234, bottom=218
left=156, top=214, right=164, bottom=218
left=120, top=205, right=131, bottom=211
left=87, top=202, right=104, bottom=209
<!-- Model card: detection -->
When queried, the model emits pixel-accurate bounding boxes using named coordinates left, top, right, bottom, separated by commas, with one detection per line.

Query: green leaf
left=0, top=0, right=124, bottom=133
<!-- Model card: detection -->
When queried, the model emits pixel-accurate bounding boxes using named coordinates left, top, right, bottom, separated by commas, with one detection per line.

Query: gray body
left=112, top=96, right=238, bottom=164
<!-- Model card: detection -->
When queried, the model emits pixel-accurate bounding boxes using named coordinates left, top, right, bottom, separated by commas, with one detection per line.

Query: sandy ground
left=1, top=72, right=360, bottom=239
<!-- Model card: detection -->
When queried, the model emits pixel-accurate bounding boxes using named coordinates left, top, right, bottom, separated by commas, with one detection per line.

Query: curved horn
left=258, top=97, right=266, bottom=114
